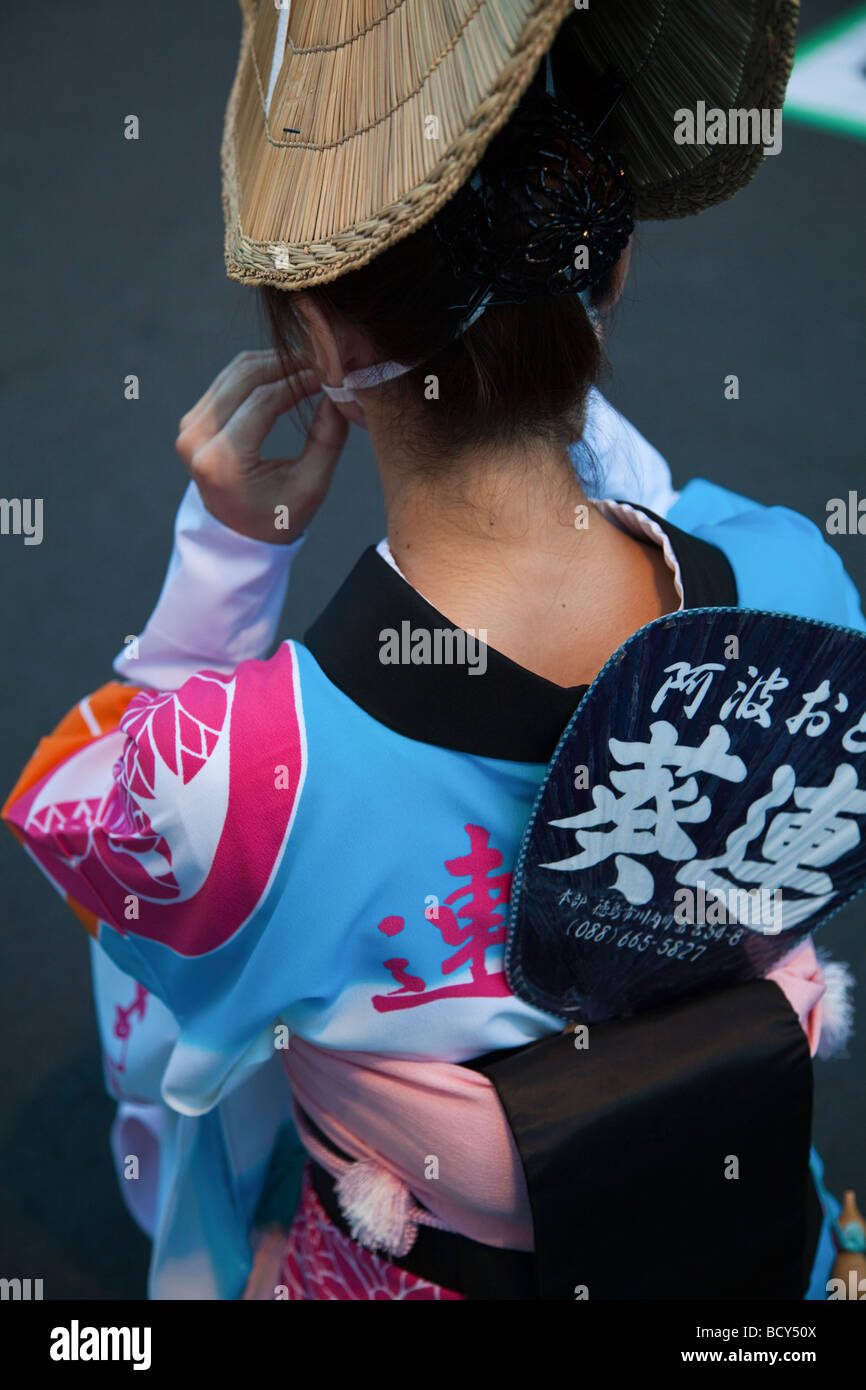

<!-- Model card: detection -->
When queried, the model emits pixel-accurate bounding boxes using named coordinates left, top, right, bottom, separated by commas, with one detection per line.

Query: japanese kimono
left=4, top=396, right=863, bottom=1300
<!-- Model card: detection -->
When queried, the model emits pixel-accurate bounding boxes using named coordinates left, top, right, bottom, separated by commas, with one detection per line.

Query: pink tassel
left=335, top=1160, right=418, bottom=1258
left=816, top=956, right=855, bottom=1059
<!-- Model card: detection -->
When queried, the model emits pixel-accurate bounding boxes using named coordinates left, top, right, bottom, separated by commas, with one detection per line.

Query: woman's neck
left=383, top=438, right=593, bottom=590
left=370, top=428, right=678, bottom=688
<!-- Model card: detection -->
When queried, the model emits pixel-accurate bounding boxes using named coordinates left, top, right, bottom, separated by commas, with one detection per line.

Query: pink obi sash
left=280, top=1037, right=533, bottom=1256
left=279, top=939, right=828, bottom=1260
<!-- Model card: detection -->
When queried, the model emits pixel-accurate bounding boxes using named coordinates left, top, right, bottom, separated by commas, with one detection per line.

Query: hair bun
left=433, top=92, right=634, bottom=309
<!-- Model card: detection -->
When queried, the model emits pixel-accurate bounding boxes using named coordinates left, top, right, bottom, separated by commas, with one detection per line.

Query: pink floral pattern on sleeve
left=119, top=677, right=229, bottom=794
left=3, top=644, right=306, bottom=957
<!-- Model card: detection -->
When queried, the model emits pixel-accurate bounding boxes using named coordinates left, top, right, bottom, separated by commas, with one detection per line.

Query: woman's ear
left=294, top=295, right=371, bottom=430
left=597, top=236, right=633, bottom=312
left=294, top=296, right=344, bottom=387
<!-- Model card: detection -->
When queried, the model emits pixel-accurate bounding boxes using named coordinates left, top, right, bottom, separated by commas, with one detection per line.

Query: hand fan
left=506, top=607, right=866, bottom=1022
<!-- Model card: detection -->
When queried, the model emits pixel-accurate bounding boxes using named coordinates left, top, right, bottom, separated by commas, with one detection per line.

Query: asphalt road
left=1, top=0, right=864, bottom=1298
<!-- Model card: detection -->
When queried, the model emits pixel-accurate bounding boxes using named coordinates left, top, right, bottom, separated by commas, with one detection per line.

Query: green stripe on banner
left=785, top=5, right=866, bottom=140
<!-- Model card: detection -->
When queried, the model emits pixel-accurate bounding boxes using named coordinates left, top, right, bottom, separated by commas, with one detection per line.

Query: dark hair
left=259, top=91, right=624, bottom=475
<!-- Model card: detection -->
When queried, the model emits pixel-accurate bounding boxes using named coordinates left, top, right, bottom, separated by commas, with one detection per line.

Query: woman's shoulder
left=664, top=479, right=866, bottom=631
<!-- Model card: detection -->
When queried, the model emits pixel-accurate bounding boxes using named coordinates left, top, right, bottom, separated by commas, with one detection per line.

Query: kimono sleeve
left=2, top=642, right=307, bottom=1021
left=667, top=479, right=866, bottom=631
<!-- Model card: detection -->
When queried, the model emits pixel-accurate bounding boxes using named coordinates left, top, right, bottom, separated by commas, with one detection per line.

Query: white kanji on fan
left=677, top=763, right=866, bottom=930
left=544, top=718, right=866, bottom=927
left=543, top=720, right=747, bottom=904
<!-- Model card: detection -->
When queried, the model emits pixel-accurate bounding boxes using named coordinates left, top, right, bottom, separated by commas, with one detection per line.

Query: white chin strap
left=320, top=358, right=418, bottom=405
left=319, top=291, right=601, bottom=407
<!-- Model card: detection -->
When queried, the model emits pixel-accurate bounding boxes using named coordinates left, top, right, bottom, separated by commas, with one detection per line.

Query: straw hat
left=221, top=0, right=799, bottom=292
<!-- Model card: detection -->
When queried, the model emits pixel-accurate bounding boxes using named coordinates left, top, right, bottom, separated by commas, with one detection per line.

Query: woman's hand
left=175, top=350, right=349, bottom=543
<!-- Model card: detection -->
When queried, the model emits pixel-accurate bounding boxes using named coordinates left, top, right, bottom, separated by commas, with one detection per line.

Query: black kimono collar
left=304, top=504, right=737, bottom=761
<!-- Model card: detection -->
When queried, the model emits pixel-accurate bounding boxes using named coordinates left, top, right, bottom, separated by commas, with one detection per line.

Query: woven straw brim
left=221, top=0, right=799, bottom=292
left=566, top=0, right=799, bottom=220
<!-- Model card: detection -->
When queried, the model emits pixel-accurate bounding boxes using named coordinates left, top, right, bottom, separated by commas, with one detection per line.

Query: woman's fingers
left=178, top=352, right=319, bottom=448
left=178, top=350, right=274, bottom=434
left=173, top=350, right=348, bottom=543
left=290, top=395, right=350, bottom=500
left=216, top=372, right=324, bottom=470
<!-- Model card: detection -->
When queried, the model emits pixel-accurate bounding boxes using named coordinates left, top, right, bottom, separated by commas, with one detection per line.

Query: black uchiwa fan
left=506, top=607, right=866, bottom=1023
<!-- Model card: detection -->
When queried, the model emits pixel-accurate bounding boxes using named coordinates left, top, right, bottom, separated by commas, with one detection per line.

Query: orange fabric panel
left=67, top=895, right=101, bottom=940
left=1, top=681, right=145, bottom=818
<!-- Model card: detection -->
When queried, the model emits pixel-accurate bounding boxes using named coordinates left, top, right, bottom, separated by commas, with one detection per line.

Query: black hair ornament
left=433, top=91, right=634, bottom=332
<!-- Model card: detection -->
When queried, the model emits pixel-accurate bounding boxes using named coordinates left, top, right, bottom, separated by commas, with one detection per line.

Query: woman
left=4, top=0, right=862, bottom=1299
